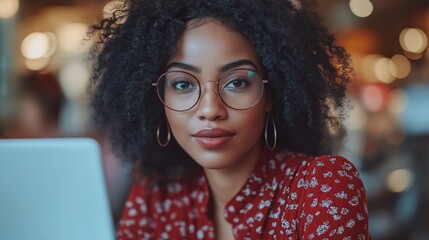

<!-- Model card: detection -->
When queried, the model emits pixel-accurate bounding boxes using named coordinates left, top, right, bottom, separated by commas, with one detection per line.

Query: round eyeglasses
left=152, top=68, right=268, bottom=112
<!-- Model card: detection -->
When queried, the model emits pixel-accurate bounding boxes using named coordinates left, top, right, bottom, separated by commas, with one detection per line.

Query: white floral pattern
left=117, top=148, right=369, bottom=239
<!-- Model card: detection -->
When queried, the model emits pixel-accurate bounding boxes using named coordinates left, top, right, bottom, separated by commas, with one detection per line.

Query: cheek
left=237, top=112, right=266, bottom=138
left=237, top=98, right=270, bottom=138
left=165, top=110, right=188, bottom=141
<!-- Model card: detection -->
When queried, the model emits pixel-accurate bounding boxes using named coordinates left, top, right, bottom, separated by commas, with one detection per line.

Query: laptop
left=0, top=138, right=115, bottom=240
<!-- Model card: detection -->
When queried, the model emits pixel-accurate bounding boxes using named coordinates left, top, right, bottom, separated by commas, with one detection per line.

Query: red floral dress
left=117, top=148, right=369, bottom=239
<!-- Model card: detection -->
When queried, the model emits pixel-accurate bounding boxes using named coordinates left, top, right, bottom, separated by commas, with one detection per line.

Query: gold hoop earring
left=264, top=112, right=277, bottom=150
left=157, top=117, right=171, bottom=147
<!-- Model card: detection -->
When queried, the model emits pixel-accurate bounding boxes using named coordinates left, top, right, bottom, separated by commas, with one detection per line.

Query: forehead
left=170, top=19, right=261, bottom=72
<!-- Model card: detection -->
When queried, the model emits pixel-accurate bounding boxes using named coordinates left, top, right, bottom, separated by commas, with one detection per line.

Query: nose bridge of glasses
left=198, top=80, right=222, bottom=104
left=199, top=80, right=220, bottom=94
left=200, top=80, right=218, bottom=86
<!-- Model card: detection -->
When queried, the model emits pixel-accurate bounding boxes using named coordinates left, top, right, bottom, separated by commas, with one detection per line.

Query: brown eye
left=167, top=78, right=197, bottom=92
left=224, top=78, right=250, bottom=90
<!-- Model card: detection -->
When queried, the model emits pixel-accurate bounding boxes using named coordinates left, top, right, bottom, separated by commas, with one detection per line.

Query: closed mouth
left=192, top=128, right=235, bottom=149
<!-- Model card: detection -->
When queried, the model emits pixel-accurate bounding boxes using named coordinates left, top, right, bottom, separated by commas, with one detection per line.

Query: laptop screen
left=0, top=138, right=115, bottom=240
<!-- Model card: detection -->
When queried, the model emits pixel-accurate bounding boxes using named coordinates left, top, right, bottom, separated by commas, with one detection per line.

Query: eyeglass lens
left=156, top=69, right=264, bottom=111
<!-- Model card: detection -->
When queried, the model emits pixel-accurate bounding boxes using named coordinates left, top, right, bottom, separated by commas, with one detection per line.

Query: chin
left=199, top=161, right=233, bottom=170
left=189, top=150, right=236, bottom=170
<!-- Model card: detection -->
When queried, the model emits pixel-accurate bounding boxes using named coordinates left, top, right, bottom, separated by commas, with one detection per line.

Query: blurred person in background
left=3, top=71, right=64, bottom=138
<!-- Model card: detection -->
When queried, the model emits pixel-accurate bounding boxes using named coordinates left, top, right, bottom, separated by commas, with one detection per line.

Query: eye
left=173, top=80, right=195, bottom=90
left=224, top=78, right=250, bottom=89
left=167, top=78, right=197, bottom=92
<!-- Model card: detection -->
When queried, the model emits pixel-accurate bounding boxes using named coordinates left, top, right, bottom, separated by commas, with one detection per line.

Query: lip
left=192, top=128, right=235, bottom=149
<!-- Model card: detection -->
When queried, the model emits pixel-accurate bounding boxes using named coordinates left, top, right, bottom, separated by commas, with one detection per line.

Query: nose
left=196, top=81, right=228, bottom=121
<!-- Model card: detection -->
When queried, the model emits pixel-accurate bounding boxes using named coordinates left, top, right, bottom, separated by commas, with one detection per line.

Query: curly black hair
left=89, top=0, right=352, bottom=181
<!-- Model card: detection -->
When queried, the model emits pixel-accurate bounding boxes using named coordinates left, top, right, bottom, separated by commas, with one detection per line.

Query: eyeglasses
left=152, top=68, right=268, bottom=112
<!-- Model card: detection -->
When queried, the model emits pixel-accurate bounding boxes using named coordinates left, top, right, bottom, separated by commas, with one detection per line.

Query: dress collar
left=195, top=147, right=284, bottom=227
left=223, top=146, right=277, bottom=221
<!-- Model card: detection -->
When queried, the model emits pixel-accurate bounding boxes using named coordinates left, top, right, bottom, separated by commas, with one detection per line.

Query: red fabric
left=117, top=148, right=369, bottom=239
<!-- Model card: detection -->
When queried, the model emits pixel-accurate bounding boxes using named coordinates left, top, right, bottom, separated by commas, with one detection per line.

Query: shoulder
left=267, top=151, right=366, bottom=201
left=299, top=155, right=366, bottom=198
left=305, top=155, right=362, bottom=182
left=265, top=150, right=351, bottom=179
left=270, top=150, right=362, bottom=184
left=269, top=151, right=369, bottom=237
left=290, top=155, right=369, bottom=239
left=284, top=154, right=367, bottom=205
left=252, top=150, right=369, bottom=238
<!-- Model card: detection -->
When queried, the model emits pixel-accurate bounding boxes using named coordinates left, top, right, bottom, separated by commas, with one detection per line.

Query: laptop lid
left=0, top=138, right=115, bottom=240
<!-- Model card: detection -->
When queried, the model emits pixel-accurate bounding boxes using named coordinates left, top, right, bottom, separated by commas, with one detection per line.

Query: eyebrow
left=165, top=62, right=201, bottom=73
left=165, top=59, right=259, bottom=74
left=219, top=59, right=258, bottom=73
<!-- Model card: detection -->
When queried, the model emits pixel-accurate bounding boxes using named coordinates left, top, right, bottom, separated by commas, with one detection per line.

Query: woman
left=90, top=0, right=369, bottom=239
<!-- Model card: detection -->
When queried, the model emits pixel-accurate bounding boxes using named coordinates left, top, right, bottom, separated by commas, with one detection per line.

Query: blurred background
left=0, top=0, right=428, bottom=239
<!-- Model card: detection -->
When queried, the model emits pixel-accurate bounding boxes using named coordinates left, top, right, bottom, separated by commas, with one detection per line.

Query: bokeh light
left=374, top=57, right=395, bottom=84
left=399, top=28, right=428, bottom=54
left=103, top=0, right=124, bottom=18
left=21, top=32, right=50, bottom=60
left=386, top=168, right=413, bottom=193
left=349, top=0, right=374, bottom=18
left=389, top=54, right=411, bottom=79
left=0, top=0, right=19, bottom=19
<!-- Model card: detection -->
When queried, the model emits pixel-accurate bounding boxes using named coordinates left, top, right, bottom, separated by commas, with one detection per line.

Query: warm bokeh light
left=389, top=54, right=411, bottom=79
left=374, top=57, right=395, bottom=84
left=21, top=32, right=50, bottom=59
left=103, top=0, right=124, bottom=18
left=399, top=28, right=428, bottom=54
left=0, top=0, right=19, bottom=19
left=386, top=168, right=413, bottom=193
left=102, top=0, right=127, bottom=24
left=24, top=57, right=50, bottom=71
left=58, top=61, right=90, bottom=99
left=349, top=0, right=374, bottom=18
left=57, top=23, right=89, bottom=54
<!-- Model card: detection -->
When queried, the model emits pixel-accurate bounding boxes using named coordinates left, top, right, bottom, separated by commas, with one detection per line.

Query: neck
left=204, top=143, right=263, bottom=208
